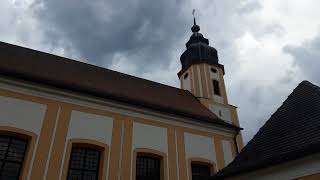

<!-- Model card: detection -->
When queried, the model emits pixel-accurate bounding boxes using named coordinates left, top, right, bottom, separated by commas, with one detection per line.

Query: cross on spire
left=191, top=9, right=200, bottom=33
left=192, top=9, right=197, bottom=25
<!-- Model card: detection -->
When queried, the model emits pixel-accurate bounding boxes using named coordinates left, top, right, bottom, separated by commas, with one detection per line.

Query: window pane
left=67, top=169, right=82, bottom=180
left=69, top=148, right=86, bottom=169
left=136, top=156, right=160, bottom=180
left=0, top=135, right=28, bottom=179
left=83, top=171, right=98, bottom=180
left=67, top=146, right=101, bottom=180
left=0, top=137, right=10, bottom=160
left=1, top=162, right=21, bottom=178
left=6, top=139, right=27, bottom=162
left=84, top=149, right=100, bottom=171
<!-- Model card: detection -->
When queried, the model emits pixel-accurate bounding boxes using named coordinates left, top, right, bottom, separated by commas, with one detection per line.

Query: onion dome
left=179, top=18, right=223, bottom=76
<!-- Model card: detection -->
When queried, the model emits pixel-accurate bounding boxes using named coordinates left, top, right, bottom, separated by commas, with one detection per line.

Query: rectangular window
left=67, top=147, right=101, bottom=180
left=212, top=80, right=221, bottom=96
left=0, top=135, right=28, bottom=179
left=136, top=156, right=161, bottom=180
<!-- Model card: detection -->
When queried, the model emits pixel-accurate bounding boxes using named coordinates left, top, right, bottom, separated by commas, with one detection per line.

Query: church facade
left=0, top=21, right=243, bottom=180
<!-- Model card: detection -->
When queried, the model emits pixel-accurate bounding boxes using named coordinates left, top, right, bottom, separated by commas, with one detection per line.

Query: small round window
left=184, top=73, right=189, bottom=79
left=211, top=68, right=217, bottom=73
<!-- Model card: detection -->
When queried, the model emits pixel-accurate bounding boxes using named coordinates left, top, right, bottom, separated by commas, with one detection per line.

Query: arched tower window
left=212, top=80, right=221, bottom=96
left=184, top=73, right=189, bottom=79
left=67, top=144, right=102, bottom=180
left=210, top=68, right=217, bottom=73
left=0, top=135, right=29, bottom=179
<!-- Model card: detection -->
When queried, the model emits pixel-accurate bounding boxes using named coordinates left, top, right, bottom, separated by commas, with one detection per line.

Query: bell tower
left=178, top=18, right=228, bottom=105
left=178, top=17, right=244, bottom=150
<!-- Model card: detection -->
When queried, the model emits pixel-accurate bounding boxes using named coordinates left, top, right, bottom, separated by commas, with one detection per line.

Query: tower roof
left=178, top=18, right=223, bottom=77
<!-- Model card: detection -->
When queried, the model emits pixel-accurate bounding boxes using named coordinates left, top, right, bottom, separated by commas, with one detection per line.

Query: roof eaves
left=212, top=142, right=320, bottom=179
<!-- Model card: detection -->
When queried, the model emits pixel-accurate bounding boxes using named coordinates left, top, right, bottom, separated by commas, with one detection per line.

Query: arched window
left=189, top=159, right=215, bottom=180
left=184, top=73, right=189, bottom=79
left=0, top=135, right=29, bottom=179
left=212, top=80, right=221, bottom=96
left=67, top=145, right=102, bottom=180
left=136, top=155, right=161, bottom=180
left=191, top=162, right=214, bottom=180
left=210, top=68, right=217, bottom=73
left=191, top=163, right=213, bottom=180
left=134, top=149, right=166, bottom=180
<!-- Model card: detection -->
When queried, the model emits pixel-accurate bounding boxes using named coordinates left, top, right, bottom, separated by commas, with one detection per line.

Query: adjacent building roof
left=212, top=81, right=320, bottom=179
left=0, top=41, right=240, bottom=130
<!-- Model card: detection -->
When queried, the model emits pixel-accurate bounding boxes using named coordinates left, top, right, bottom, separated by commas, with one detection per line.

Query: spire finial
left=192, top=9, right=196, bottom=25
left=191, top=9, right=200, bottom=33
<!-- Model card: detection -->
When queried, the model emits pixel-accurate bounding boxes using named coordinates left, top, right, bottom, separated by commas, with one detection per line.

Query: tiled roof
left=212, top=81, right=320, bottom=179
left=0, top=41, right=240, bottom=130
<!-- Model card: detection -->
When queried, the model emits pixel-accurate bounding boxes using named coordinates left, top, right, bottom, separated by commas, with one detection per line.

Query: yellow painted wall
left=179, top=63, right=244, bottom=152
left=0, top=83, right=237, bottom=179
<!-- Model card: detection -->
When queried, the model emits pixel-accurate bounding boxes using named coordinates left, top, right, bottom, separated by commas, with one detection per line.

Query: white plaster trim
left=27, top=138, right=39, bottom=180
left=203, top=64, right=210, bottom=98
left=118, top=117, right=124, bottom=180
left=186, top=159, right=189, bottom=179
left=175, top=131, right=180, bottom=180
left=197, top=65, right=203, bottom=97
left=106, top=143, right=111, bottom=180
left=222, top=140, right=233, bottom=166
left=182, top=71, right=191, bottom=92
left=0, top=96, right=47, bottom=135
left=58, top=141, right=68, bottom=180
left=166, top=154, right=169, bottom=180
left=43, top=106, right=61, bottom=179
left=132, top=122, right=168, bottom=153
left=184, top=133, right=216, bottom=162
left=130, top=150, right=134, bottom=180
left=191, top=67, right=196, bottom=95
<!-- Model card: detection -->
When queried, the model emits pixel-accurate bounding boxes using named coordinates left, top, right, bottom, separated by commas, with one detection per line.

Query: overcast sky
left=1, top=0, right=320, bottom=143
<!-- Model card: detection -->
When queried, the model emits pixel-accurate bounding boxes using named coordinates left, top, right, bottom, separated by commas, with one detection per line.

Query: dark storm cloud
left=30, top=0, right=265, bottom=73
left=32, top=0, right=188, bottom=71
left=27, top=0, right=278, bottom=143
left=283, top=33, right=320, bottom=84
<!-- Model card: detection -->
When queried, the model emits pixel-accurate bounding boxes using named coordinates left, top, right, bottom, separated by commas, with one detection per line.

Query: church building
left=0, top=19, right=244, bottom=180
